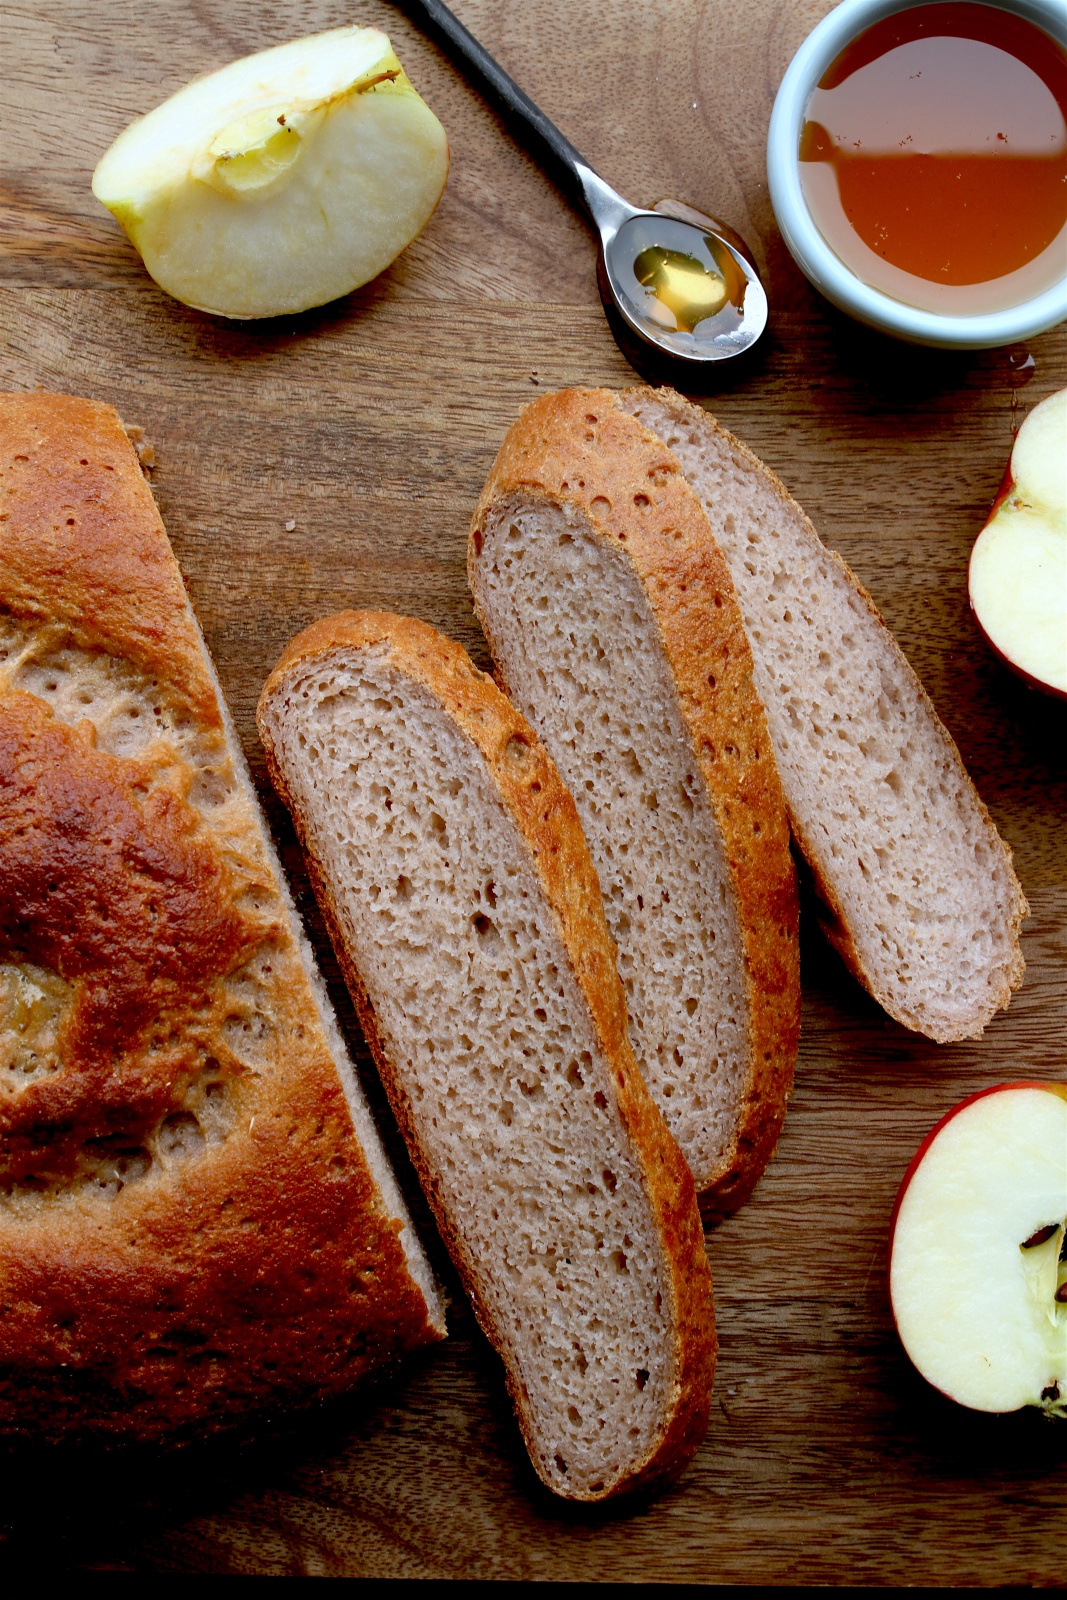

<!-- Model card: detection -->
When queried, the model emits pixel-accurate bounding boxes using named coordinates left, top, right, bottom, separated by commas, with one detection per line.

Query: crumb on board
left=121, top=422, right=155, bottom=473
left=284, top=519, right=296, bottom=531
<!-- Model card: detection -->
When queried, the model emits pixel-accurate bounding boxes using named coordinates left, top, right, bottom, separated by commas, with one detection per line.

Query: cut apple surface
left=890, top=1082, right=1067, bottom=1418
left=969, top=388, right=1067, bottom=699
left=92, top=27, right=449, bottom=318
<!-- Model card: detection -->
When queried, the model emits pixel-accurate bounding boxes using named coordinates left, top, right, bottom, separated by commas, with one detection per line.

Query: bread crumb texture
left=470, top=389, right=799, bottom=1206
left=624, top=388, right=1026, bottom=1042
left=258, top=613, right=715, bottom=1500
left=0, top=393, right=442, bottom=1444
left=475, top=506, right=750, bottom=1173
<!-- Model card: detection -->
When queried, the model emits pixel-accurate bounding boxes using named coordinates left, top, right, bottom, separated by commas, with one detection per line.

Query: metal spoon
left=403, top=0, right=768, bottom=365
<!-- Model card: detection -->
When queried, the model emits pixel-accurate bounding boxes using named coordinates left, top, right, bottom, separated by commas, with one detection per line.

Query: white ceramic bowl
left=767, top=0, right=1067, bottom=347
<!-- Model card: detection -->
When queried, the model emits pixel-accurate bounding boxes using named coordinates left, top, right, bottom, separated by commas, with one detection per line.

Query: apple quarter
left=890, top=1083, right=1067, bottom=1417
left=969, top=387, right=1067, bottom=699
left=92, top=27, right=449, bottom=319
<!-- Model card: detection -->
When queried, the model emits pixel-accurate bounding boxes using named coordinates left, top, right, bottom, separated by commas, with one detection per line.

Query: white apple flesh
left=890, top=1082, right=1067, bottom=1417
left=92, top=28, right=449, bottom=319
left=969, top=388, right=1067, bottom=699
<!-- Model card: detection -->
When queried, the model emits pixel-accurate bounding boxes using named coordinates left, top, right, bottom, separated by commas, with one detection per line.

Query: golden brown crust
left=468, top=388, right=800, bottom=1214
left=0, top=691, right=259, bottom=1181
left=637, top=386, right=1028, bottom=1043
left=258, top=611, right=716, bottom=1499
left=0, top=392, right=219, bottom=726
left=0, top=394, right=441, bottom=1445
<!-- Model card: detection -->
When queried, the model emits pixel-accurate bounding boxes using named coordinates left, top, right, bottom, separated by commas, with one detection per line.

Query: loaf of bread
left=0, top=393, right=445, bottom=1443
left=622, top=387, right=1027, bottom=1043
left=257, top=612, right=716, bottom=1500
left=469, top=388, right=800, bottom=1213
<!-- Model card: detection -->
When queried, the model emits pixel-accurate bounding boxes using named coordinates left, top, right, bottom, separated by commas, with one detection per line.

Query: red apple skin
left=986, top=457, right=1015, bottom=522
left=888, top=1080, right=1067, bottom=1411
left=969, top=457, right=1067, bottom=704
left=970, top=618, right=1067, bottom=702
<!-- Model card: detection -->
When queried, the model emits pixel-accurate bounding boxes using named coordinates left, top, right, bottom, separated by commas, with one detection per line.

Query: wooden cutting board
left=1, top=0, right=1064, bottom=1581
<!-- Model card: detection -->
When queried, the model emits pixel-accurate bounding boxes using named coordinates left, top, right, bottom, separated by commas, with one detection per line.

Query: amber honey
left=799, top=2, right=1067, bottom=314
left=632, top=244, right=746, bottom=332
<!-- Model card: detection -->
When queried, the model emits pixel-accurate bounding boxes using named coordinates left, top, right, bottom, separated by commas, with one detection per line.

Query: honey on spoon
left=405, top=0, right=768, bottom=365
left=633, top=246, right=737, bottom=332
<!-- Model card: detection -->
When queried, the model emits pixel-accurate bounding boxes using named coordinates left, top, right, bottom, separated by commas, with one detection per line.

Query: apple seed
left=1021, top=1224, right=1059, bottom=1248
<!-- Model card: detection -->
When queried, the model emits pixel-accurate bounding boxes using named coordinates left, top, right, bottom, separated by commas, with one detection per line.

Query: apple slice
left=969, top=388, right=1067, bottom=699
left=889, top=1082, right=1067, bottom=1418
left=92, top=27, right=449, bottom=319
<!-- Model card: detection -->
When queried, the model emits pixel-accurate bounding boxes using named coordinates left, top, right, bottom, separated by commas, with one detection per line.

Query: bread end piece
left=0, top=393, right=444, bottom=1445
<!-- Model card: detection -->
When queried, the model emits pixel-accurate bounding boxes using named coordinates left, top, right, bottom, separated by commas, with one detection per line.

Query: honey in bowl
left=799, top=1, right=1067, bottom=315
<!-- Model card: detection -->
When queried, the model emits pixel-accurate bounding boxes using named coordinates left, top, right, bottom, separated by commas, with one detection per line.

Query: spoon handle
left=400, top=0, right=632, bottom=234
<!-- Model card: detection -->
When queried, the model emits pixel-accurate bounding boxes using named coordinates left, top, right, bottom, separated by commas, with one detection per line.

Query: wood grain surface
left=1, top=0, right=1065, bottom=1582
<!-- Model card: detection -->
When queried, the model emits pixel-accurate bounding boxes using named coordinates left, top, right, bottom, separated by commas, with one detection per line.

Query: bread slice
left=469, top=388, right=799, bottom=1213
left=257, top=612, right=716, bottom=1501
left=0, top=393, right=444, bottom=1444
left=622, top=386, right=1027, bottom=1043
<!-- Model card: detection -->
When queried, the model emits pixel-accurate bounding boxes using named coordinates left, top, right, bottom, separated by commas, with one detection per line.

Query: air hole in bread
left=81, top=1137, right=153, bottom=1197
left=157, top=1111, right=205, bottom=1160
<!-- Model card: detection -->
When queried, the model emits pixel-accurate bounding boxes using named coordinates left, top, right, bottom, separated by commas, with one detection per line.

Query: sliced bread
left=622, top=386, right=1027, bottom=1042
left=469, top=388, right=799, bottom=1212
left=257, top=611, right=716, bottom=1500
left=0, top=393, right=444, bottom=1443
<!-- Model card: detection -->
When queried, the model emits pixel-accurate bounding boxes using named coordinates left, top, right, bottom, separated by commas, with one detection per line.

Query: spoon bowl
left=600, top=209, right=768, bottom=362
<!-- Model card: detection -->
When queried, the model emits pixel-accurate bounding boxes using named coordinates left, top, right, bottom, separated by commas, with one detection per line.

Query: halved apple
left=969, top=388, right=1067, bottom=699
left=92, top=27, right=449, bottom=319
left=889, top=1082, right=1067, bottom=1418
